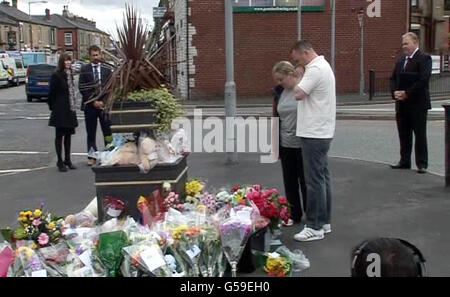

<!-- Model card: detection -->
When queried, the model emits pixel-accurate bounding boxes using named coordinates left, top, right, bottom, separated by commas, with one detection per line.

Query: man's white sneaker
left=282, top=219, right=294, bottom=227
left=293, top=227, right=324, bottom=242
left=323, top=224, right=332, bottom=234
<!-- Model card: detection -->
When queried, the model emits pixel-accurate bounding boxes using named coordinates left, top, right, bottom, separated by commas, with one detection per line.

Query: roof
left=0, top=4, right=55, bottom=26
left=32, top=14, right=74, bottom=28
left=0, top=13, right=16, bottom=25
left=32, top=14, right=108, bottom=35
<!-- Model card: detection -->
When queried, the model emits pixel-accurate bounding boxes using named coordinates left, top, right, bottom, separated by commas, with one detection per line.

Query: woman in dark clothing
left=272, top=61, right=307, bottom=226
left=48, top=53, right=78, bottom=172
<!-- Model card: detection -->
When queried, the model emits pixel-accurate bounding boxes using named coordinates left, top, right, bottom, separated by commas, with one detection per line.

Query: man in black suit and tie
left=79, top=45, right=113, bottom=166
left=390, top=32, right=432, bottom=174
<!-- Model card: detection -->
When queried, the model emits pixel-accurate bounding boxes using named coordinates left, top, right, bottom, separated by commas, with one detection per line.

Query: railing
left=369, top=70, right=450, bottom=100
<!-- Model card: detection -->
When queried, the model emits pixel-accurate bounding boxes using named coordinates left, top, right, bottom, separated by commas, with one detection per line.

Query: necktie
left=403, top=57, right=410, bottom=71
left=93, top=65, right=100, bottom=84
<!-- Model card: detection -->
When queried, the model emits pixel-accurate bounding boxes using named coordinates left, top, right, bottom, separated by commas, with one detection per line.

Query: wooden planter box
left=92, top=155, right=188, bottom=222
left=110, top=101, right=158, bottom=133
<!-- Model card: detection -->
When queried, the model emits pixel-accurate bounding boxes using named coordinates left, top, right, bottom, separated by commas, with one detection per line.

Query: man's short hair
left=402, top=32, right=419, bottom=43
left=351, top=238, right=426, bottom=277
left=291, top=40, right=314, bottom=52
left=89, top=45, right=102, bottom=55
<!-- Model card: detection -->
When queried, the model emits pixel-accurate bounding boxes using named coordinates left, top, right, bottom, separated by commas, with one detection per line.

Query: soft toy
left=106, top=142, right=140, bottom=166
left=138, top=137, right=158, bottom=173
left=64, top=211, right=96, bottom=228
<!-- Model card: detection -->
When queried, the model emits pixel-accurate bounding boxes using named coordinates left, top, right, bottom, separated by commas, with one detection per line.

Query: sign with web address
left=153, top=7, right=167, bottom=18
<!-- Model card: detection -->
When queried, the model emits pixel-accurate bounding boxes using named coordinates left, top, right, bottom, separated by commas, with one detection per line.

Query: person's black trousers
left=84, top=104, right=112, bottom=156
left=279, top=146, right=307, bottom=223
left=396, top=108, right=428, bottom=169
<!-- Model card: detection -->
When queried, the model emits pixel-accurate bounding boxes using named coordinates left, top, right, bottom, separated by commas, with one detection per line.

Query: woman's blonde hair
left=272, top=61, right=296, bottom=76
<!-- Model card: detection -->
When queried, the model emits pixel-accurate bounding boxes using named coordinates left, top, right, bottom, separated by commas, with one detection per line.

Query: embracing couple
left=272, top=41, right=336, bottom=242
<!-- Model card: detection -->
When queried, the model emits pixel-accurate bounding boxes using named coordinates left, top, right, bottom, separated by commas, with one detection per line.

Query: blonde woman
left=272, top=61, right=307, bottom=226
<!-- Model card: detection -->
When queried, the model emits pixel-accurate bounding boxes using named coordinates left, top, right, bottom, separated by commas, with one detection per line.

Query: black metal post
left=444, top=104, right=450, bottom=187
left=369, top=69, right=375, bottom=101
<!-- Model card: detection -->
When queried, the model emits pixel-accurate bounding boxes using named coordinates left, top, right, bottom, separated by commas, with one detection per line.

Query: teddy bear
left=106, top=142, right=140, bottom=166
left=138, top=137, right=159, bottom=173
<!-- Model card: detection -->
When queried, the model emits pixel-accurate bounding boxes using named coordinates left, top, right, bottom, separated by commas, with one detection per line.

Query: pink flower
left=278, top=196, right=288, bottom=205
left=252, top=184, right=262, bottom=192
left=37, top=233, right=49, bottom=246
left=280, top=207, right=289, bottom=222
left=32, top=218, right=41, bottom=226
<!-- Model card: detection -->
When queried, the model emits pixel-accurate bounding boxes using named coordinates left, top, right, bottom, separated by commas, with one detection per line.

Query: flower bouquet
left=11, top=207, right=64, bottom=248
left=198, top=223, right=221, bottom=277
left=36, top=243, right=71, bottom=277
left=97, top=230, right=129, bottom=277
left=103, top=197, right=126, bottom=221
left=185, top=179, right=204, bottom=206
left=14, top=241, right=49, bottom=277
left=0, top=243, right=13, bottom=277
left=122, top=241, right=172, bottom=277
left=263, top=252, right=292, bottom=277
left=219, top=215, right=253, bottom=277
left=171, top=224, right=202, bottom=277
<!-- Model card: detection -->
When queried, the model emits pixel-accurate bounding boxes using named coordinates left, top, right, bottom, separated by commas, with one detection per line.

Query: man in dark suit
left=79, top=45, right=113, bottom=166
left=390, top=32, right=432, bottom=174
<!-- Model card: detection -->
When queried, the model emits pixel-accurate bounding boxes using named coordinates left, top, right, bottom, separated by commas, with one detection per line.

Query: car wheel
left=27, top=95, right=32, bottom=102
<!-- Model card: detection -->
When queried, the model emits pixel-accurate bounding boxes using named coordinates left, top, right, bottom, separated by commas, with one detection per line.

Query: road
left=0, top=85, right=446, bottom=176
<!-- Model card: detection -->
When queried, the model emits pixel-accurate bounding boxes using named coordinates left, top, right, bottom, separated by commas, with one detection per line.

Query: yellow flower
left=30, top=243, right=38, bottom=249
left=33, top=209, right=42, bottom=218
left=47, top=222, right=55, bottom=230
left=19, top=211, right=25, bottom=216
left=185, top=180, right=203, bottom=196
left=172, top=225, right=188, bottom=240
left=197, top=204, right=207, bottom=212
left=236, top=193, right=243, bottom=203
left=25, top=211, right=33, bottom=217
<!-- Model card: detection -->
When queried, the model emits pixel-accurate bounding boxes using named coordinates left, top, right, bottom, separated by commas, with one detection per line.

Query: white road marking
left=0, top=166, right=48, bottom=174
left=0, top=151, right=49, bottom=155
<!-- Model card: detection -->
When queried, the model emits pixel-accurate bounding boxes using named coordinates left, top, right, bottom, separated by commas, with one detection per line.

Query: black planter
left=92, top=155, right=188, bottom=222
left=110, top=101, right=158, bottom=133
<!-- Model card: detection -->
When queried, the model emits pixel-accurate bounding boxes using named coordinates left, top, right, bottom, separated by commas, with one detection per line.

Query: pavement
left=181, top=94, right=450, bottom=120
left=0, top=152, right=449, bottom=277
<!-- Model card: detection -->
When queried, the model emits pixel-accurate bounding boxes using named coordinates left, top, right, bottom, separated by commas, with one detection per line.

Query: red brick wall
left=189, top=0, right=408, bottom=99
left=57, top=29, right=79, bottom=59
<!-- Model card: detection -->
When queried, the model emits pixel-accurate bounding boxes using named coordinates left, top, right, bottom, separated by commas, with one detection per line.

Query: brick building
left=160, top=0, right=411, bottom=100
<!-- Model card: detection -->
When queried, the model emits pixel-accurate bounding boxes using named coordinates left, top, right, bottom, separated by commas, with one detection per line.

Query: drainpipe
left=186, top=0, right=190, bottom=100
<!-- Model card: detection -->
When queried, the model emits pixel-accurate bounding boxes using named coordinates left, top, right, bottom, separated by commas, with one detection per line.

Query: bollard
left=444, top=104, right=450, bottom=187
left=369, top=69, right=375, bottom=101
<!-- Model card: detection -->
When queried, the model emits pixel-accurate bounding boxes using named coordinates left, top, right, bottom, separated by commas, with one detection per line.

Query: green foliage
left=127, top=88, right=184, bottom=132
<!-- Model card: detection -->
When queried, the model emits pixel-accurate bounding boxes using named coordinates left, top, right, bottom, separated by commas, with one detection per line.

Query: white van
left=0, top=66, right=8, bottom=86
left=0, top=56, right=20, bottom=86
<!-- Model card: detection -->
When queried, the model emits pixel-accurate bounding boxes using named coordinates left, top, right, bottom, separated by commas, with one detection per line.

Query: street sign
left=153, top=7, right=167, bottom=18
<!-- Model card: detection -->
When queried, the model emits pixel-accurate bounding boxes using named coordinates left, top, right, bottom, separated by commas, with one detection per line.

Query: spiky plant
left=99, top=4, right=166, bottom=112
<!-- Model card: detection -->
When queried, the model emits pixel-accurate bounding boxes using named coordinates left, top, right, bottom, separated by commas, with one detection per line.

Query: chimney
left=62, top=5, right=69, bottom=17
left=12, top=0, right=16, bottom=8
left=45, top=8, right=50, bottom=21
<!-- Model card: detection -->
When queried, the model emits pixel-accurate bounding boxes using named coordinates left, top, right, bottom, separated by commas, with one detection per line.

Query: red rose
left=278, top=196, right=288, bottom=205
left=231, top=185, right=241, bottom=193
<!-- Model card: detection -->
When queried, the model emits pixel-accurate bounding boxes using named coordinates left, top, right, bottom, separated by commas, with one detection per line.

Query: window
left=65, top=32, right=73, bottom=46
left=411, top=0, right=418, bottom=8
left=38, top=26, right=42, bottom=44
left=233, top=0, right=324, bottom=6
left=445, top=0, right=450, bottom=11
left=50, top=28, right=55, bottom=45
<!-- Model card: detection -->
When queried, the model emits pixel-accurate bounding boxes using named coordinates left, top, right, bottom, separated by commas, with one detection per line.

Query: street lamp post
left=357, top=8, right=365, bottom=96
left=28, top=1, right=48, bottom=50
left=224, top=0, right=237, bottom=164
left=297, top=0, right=302, bottom=40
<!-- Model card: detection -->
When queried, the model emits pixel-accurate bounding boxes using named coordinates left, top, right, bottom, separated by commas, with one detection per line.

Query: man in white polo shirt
left=290, top=40, right=336, bottom=242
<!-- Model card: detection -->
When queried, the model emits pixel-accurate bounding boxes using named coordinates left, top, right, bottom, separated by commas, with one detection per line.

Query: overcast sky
left=18, top=0, right=160, bottom=35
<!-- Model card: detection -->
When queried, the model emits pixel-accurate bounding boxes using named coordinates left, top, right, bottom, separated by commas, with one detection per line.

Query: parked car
left=0, top=66, right=8, bottom=87
left=25, top=64, right=57, bottom=102
left=14, top=58, right=26, bottom=84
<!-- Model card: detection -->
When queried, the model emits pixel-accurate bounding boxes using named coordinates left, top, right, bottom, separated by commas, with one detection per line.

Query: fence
left=369, top=70, right=450, bottom=100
